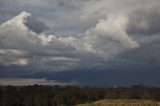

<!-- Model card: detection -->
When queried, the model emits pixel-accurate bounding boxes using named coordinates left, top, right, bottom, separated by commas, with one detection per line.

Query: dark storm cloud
left=25, top=17, right=49, bottom=33
left=127, top=7, right=160, bottom=35
left=118, top=40, right=160, bottom=68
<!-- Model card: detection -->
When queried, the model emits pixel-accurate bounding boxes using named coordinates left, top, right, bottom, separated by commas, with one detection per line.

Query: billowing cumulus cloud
left=0, top=11, right=78, bottom=70
left=85, top=14, right=139, bottom=58
left=0, top=10, right=139, bottom=69
left=0, top=0, right=160, bottom=86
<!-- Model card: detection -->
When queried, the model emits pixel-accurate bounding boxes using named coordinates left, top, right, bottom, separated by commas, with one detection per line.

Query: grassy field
left=76, top=99, right=160, bottom=106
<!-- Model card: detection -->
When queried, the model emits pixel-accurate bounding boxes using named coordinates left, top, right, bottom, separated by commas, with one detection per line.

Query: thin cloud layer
left=0, top=78, right=77, bottom=86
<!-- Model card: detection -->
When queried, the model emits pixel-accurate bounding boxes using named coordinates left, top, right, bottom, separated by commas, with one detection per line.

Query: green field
left=76, top=100, right=160, bottom=106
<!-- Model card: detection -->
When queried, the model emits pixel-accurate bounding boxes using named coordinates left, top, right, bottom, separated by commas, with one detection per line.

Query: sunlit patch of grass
left=76, top=99, right=160, bottom=106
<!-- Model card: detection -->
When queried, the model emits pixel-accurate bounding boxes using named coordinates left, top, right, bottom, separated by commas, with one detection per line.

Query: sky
left=0, top=0, right=160, bottom=86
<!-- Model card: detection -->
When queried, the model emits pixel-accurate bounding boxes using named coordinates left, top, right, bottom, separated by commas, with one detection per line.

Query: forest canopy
left=0, top=85, right=160, bottom=106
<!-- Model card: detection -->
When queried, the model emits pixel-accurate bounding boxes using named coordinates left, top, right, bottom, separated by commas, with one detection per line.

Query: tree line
left=0, top=84, right=160, bottom=106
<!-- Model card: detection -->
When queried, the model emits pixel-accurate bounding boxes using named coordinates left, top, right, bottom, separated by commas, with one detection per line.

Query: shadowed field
left=77, top=99, right=160, bottom=106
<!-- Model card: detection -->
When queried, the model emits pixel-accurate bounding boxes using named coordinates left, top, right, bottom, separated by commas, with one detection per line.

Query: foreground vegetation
left=77, top=99, right=160, bottom=106
left=0, top=84, right=160, bottom=106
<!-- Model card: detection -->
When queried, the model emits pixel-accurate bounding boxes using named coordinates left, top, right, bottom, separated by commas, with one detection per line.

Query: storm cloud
left=0, top=0, right=160, bottom=86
